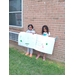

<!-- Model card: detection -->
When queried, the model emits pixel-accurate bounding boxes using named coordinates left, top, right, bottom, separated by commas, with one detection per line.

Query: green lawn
left=9, top=47, right=65, bottom=75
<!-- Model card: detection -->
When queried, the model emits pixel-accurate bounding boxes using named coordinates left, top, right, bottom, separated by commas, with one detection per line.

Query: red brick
left=58, top=0, right=65, bottom=2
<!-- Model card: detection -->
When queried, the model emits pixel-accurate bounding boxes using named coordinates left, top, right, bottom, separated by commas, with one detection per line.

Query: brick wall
left=9, top=0, right=65, bottom=62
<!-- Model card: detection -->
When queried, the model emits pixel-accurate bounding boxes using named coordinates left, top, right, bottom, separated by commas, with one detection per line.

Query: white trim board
left=9, top=31, right=19, bottom=34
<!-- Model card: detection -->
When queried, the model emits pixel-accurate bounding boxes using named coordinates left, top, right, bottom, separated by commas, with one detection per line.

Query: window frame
left=9, top=0, right=23, bottom=28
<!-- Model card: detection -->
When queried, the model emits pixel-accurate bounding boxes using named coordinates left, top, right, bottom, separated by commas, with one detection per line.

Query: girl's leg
left=29, top=48, right=33, bottom=57
left=36, top=51, right=40, bottom=59
left=43, top=53, right=46, bottom=61
left=25, top=48, right=30, bottom=55
left=30, top=48, right=33, bottom=54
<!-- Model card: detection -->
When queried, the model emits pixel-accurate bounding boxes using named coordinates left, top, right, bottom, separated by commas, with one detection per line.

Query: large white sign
left=18, top=32, right=55, bottom=54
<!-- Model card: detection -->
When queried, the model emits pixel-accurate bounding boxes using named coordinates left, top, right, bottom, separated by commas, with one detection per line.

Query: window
left=9, top=0, right=23, bottom=27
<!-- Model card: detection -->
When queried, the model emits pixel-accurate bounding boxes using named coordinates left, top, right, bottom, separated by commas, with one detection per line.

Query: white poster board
left=18, top=32, right=55, bottom=54
left=18, top=32, right=36, bottom=49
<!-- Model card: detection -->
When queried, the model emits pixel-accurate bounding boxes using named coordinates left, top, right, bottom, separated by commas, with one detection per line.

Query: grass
left=9, top=47, right=65, bottom=75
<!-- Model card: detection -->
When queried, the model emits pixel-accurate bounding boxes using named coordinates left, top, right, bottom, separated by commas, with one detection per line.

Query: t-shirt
left=26, top=29, right=35, bottom=33
left=43, top=32, right=50, bottom=37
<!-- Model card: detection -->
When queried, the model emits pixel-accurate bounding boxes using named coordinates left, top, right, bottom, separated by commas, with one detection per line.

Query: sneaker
left=25, top=53, right=29, bottom=55
left=29, top=54, right=32, bottom=57
left=36, top=55, right=40, bottom=59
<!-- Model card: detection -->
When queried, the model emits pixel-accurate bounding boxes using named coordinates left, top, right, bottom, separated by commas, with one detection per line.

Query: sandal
left=29, top=54, right=32, bottom=57
left=25, top=53, right=29, bottom=55
left=36, top=55, right=40, bottom=59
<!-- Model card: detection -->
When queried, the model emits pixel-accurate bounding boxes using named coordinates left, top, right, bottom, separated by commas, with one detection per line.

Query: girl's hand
left=48, top=35, right=50, bottom=37
left=32, top=33, right=35, bottom=35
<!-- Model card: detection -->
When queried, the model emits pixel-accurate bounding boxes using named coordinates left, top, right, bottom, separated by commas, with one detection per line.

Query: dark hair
left=28, top=24, right=33, bottom=29
left=42, top=25, right=49, bottom=34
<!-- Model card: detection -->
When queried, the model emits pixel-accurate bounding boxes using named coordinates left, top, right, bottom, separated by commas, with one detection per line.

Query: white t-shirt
left=43, top=32, right=50, bottom=37
left=26, top=29, right=35, bottom=33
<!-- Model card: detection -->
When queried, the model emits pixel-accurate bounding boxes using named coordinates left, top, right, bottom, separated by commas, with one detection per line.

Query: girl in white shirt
left=25, top=24, right=35, bottom=57
left=36, top=25, right=50, bottom=61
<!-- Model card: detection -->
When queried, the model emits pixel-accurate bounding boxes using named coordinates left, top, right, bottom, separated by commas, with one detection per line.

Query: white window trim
left=9, top=11, right=22, bottom=13
left=9, top=0, right=23, bottom=28
left=9, top=31, right=19, bottom=34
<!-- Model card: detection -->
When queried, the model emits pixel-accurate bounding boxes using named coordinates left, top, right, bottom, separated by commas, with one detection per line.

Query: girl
left=25, top=24, right=35, bottom=57
left=36, top=25, right=50, bottom=61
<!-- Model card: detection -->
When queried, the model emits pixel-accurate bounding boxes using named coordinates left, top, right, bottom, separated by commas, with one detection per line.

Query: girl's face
left=29, top=26, right=32, bottom=30
left=44, top=27, right=47, bottom=32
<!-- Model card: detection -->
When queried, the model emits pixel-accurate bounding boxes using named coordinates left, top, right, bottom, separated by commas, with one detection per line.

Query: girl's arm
left=48, top=32, right=50, bottom=37
left=32, top=33, right=35, bottom=34
left=32, top=31, right=36, bottom=34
